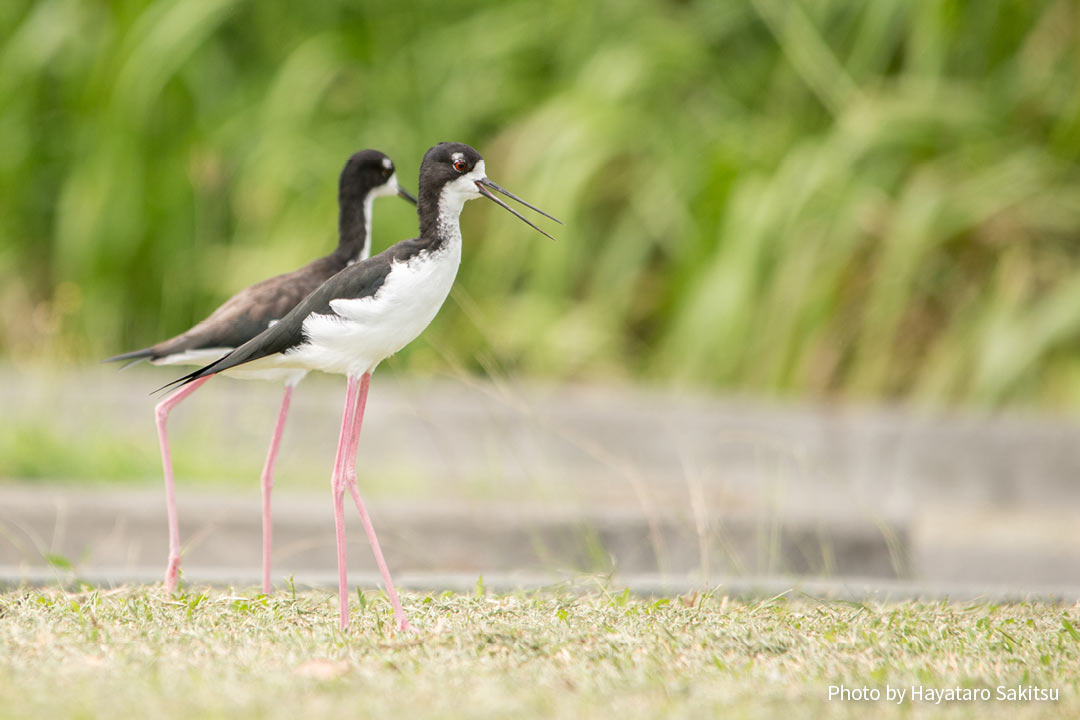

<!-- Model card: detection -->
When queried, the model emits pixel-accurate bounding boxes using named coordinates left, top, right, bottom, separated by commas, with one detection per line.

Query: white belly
left=287, top=235, right=462, bottom=377
left=151, top=347, right=233, bottom=367
left=219, top=365, right=307, bottom=384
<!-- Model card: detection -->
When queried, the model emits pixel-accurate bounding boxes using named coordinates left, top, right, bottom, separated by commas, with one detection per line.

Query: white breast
left=288, top=228, right=463, bottom=377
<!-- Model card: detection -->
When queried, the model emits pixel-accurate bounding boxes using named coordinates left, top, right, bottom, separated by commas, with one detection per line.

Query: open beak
left=394, top=178, right=418, bottom=205
left=475, top=177, right=561, bottom=239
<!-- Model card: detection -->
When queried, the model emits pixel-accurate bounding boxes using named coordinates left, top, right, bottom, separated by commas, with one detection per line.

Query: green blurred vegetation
left=3, top=0, right=1080, bottom=407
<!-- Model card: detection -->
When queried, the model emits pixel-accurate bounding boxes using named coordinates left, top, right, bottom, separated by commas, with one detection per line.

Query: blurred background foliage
left=2, top=0, right=1080, bottom=407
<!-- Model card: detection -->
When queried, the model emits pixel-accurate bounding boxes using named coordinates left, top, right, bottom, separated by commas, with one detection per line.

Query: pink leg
left=331, top=377, right=360, bottom=629
left=154, top=375, right=213, bottom=592
left=260, top=384, right=294, bottom=595
left=342, top=373, right=411, bottom=632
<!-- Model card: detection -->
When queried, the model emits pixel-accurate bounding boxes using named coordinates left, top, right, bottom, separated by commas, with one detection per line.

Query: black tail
left=152, top=362, right=219, bottom=395
left=152, top=336, right=260, bottom=394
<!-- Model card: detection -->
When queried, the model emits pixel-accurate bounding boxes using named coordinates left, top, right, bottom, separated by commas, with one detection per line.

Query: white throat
left=436, top=160, right=486, bottom=231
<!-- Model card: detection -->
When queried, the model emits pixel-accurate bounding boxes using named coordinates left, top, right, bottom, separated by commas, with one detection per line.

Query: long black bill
left=475, top=178, right=559, bottom=240
left=396, top=184, right=418, bottom=205
left=477, top=177, right=562, bottom=224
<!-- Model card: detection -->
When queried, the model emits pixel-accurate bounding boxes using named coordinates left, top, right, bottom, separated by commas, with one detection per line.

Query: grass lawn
left=1, top=586, right=1077, bottom=718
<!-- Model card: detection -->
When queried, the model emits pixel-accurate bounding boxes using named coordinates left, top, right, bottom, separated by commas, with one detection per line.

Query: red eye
left=453, top=160, right=468, bottom=173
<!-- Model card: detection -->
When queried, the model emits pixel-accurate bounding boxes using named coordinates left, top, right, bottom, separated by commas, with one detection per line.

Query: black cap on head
left=340, top=150, right=395, bottom=198
left=418, top=143, right=483, bottom=197
left=339, top=149, right=416, bottom=207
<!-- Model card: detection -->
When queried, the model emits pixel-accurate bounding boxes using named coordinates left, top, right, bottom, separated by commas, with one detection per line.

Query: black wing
left=158, top=238, right=426, bottom=392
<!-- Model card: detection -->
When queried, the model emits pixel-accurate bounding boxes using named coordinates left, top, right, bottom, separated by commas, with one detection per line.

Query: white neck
left=437, top=191, right=466, bottom=226
left=434, top=195, right=464, bottom=261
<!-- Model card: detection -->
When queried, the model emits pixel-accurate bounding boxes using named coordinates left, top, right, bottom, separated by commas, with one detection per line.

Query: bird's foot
left=164, top=557, right=180, bottom=593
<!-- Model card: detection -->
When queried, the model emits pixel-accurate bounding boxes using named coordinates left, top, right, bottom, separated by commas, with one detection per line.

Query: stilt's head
left=340, top=150, right=417, bottom=207
left=418, top=142, right=561, bottom=239
left=337, top=150, right=417, bottom=260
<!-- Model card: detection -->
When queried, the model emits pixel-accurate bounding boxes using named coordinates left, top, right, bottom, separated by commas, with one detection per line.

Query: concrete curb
left=0, top=487, right=907, bottom=579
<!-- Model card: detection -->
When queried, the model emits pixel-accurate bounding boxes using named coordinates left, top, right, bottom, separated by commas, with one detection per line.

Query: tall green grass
left=2, top=0, right=1079, bottom=407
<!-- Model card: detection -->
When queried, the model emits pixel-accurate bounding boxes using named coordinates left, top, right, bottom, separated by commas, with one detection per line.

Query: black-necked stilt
left=162, top=142, right=560, bottom=630
left=106, top=150, right=416, bottom=595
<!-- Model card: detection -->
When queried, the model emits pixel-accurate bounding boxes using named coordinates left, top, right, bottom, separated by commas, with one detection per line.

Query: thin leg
left=260, top=384, right=294, bottom=595
left=154, top=375, right=213, bottom=592
left=343, top=373, right=411, bottom=631
left=331, top=376, right=359, bottom=629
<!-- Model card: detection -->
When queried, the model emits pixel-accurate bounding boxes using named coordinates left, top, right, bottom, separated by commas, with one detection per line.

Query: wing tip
left=151, top=369, right=204, bottom=396
left=102, top=348, right=155, bottom=367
